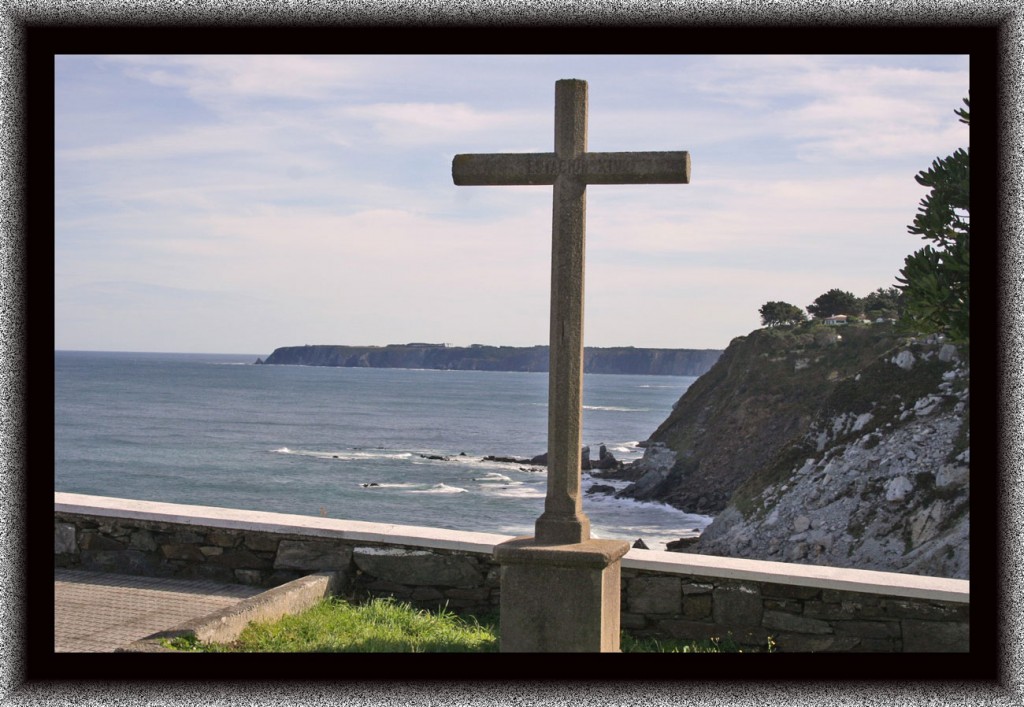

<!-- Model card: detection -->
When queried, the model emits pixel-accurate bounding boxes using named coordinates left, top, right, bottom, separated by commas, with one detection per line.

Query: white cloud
left=110, top=54, right=373, bottom=102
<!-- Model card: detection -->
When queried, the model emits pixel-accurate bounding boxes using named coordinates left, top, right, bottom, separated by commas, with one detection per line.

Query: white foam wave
left=357, top=482, right=418, bottom=489
left=271, top=448, right=413, bottom=462
left=583, top=405, right=648, bottom=412
left=411, top=483, right=468, bottom=494
left=486, top=486, right=545, bottom=499
left=474, top=472, right=513, bottom=483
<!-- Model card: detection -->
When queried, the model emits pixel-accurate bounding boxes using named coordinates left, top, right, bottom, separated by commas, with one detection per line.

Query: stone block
left=658, top=618, right=769, bottom=647
left=773, top=632, right=859, bottom=653
left=901, top=620, right=969, bottom=652
left=210, top=547, right=273, bottom=570
left=194, top=563, right=236, bottom=584
left=79, top=550, right=119, bottom=571
left=171, top=529, right=204, bottom=545
left=832, top=620, right=901, bottom=639
left=129, top=530, right=158, bottom=552
left=627, top=576, right=681, bottom=615
left=161, top=543, right=206, bottom=562
left=853, top=637, right=900, bottom=652
left=803, top=599, right=874, bottom=621
left=411, top=587, right=445, bottom=601
left=234, top=569, right=264, bottom=586
left=244, top=532, right=281, bottom=552
left=363, top=579, right=415, bottom=595
left=79, top=532, right=125, bottom=552
left=275, top=540, right=352, bottom=571
left=681, top=582, right=714, bottom=596
left=208, top=530, right=243, bottom=548
left=199, top=546, right=223, bottom=556
left=353, top=547, right=480, bottom=587
left=760, top=583, right=821, bottom=601
left=445, top=587, right=490, bottom=601
left=880, top=599, right=967, bottom=622
left=493, top=538, right=629, bottom=652
left=682, top=593, right=712, bottom=620
left=265, top=570, right=303, bottom=587
left=763, top=598, right=803, bottom=613
left=762, top=609, right=833, bottom=635
left=54, top=524, right=77, bottom=554
left=712, top=585, right=763, bottom=627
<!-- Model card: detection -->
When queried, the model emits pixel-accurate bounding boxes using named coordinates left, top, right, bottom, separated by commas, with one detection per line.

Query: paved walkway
left=55, top=569, right=265, bottom=652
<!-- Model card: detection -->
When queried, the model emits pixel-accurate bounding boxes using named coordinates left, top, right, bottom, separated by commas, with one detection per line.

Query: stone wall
left=54, top=512, right=502, bottom=618
left=619, top=568, right=967, bottom=652
left=54, top=493, right=969, bottom=652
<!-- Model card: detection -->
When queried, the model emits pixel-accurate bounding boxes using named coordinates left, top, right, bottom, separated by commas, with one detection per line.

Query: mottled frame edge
left=2, top=3, right=1021, bottom=707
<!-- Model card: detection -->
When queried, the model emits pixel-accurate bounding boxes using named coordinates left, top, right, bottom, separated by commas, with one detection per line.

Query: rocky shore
left=595, top=326, right=970, bottom=579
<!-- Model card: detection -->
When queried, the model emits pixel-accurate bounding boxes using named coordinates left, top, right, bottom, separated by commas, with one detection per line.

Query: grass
left=165, top=597, right=498, bottom=653
left=162, top=596, right=772, bottom=653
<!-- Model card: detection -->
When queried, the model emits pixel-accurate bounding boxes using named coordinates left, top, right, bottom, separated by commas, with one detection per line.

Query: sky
left=54, top=54, right=970, bottom=355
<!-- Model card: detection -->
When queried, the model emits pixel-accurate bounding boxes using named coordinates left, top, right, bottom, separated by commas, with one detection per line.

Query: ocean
left=54, top=351, right=712, bottom=550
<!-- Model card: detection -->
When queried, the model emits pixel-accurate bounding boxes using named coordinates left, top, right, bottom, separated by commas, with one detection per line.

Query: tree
left=759, top=301, right=806, bottom=327
left=807, top=289, right=861, bottom=319
left=861, top=286, right=905, bottom=321
left=895, top=96, right=970, bottom=343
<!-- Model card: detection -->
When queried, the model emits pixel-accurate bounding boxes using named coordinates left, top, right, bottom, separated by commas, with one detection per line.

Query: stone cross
left=453, top=79, right=690, bottom=545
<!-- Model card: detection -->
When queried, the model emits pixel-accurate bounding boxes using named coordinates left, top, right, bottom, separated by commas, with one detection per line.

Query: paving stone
left=55, top=569, right=262, bottom=652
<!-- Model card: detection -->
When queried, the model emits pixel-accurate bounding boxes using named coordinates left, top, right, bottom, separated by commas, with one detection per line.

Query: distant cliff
left=604, top=322, right=969, bottom=578
left=258, top=344, right=722, bottom=377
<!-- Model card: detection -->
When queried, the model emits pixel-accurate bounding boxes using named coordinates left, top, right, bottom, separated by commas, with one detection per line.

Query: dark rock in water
left=254, top=357, right=264, bottom=365
left=593, top=445, right=620, bottom=470
left=665, top=536, right=700, bottom=552
left=419, top=454, right=450, bottom=461
left=585, top=484, right=616, bottom=496
left=361, top=483, right=380, bottom=488
left=484, top=455, right=533, bottom=465
left=530, top=446, right=591, bottom=470
left=459, top=452, right=467, bottom=456
left=632, top=538, right=650, bottom=550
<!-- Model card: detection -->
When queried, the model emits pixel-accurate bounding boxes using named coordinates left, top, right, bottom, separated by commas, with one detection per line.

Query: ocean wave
left=485, top=486, right=545, bottom=499
left=583, top=405, right=648, bottom=413
left=410, top=483, right=468, bottom=494
left=270, top=447, right=413, bottom=462
left=356, top=482, right=418, bottom=489
left=474, top=472, right=514, bottom=483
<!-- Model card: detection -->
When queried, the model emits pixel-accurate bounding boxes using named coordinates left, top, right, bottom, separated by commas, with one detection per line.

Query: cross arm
left=452, top=151, right=690, bottom=187
left=452, top=153, right=559, bottom=186
left=579, top=151, right=690, bottom=185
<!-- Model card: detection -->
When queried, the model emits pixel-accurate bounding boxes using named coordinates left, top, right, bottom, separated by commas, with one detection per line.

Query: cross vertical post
left=539, top=79, right=590, bottom=544
left=452, top=78, right=690, bottom=651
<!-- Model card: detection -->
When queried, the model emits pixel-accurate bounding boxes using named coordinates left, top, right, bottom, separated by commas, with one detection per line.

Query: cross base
left=534, top=511, right=590, bottom=545
left=493, top=536, right=631, bottom=652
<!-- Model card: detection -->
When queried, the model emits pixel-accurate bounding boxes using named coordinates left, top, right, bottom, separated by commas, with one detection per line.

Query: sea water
left=54, top=351, right=712, bottom=550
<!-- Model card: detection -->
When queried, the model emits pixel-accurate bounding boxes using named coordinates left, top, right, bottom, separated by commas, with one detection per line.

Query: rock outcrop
left=617, top=324, right=906, bottom=515
left=259, top=344, right=722, bottom=377
left=690, top=342, right=969, bottom=579
left=613, top=322, right=969, bottom=579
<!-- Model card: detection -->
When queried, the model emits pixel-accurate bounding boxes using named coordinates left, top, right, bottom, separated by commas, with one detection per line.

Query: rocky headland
left=258, top=343, right=722, bottom=377
left=595, top=322, right=969, bottom=579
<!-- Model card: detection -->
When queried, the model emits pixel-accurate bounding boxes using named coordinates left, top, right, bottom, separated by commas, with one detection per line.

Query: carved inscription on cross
left=453, top=79, right=690, bottom=545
